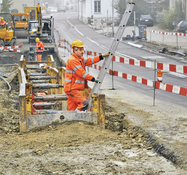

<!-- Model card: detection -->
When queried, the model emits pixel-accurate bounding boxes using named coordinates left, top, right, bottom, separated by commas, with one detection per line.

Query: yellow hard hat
left=1, top=17, right=3, bottom=20
left=35, top=37, right=40, bottom=42
left=71, top=40, right=84, bottom=48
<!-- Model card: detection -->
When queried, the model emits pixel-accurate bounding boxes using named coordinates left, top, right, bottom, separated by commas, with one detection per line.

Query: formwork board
left=27, top=111, right=97, bottom=130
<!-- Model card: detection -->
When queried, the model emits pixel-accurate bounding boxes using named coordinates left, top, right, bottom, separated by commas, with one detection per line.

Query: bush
left=158, top=1, right=185, bottom=31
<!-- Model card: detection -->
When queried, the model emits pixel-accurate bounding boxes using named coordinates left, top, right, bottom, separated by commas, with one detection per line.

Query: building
left=78, top=0, right=118, bottom=24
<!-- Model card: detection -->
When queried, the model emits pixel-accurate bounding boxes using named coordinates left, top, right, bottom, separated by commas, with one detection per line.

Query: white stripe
left=137, top=77, right=141, bottom=83
left=125, top=58, right=129, bottom=64
left=172, top=85, right=180, bottom=94
left=163, top=63, right=169, bottom=71
left=159, top=83, right=166, bottom=91
left=135, top=60, right=140, bottom=66
left=147, top=80, right=153, bottom=87
left=118, top=72, right=122, bottom=78
left=106, top=69, right=109, bottom=74
left=127, top=74, right=131, bottom=80
left=176, top=65, right=183, bottom=74
left=146, top=61, right=152, bottom=68
left=115, top=56, right=119, bottom=62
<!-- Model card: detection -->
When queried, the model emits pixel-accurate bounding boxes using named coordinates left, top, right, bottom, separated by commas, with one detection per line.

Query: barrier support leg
left=91, top=94, right=105, bottom=128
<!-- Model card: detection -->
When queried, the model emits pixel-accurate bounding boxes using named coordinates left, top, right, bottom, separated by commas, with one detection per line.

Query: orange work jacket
left=36, top=41, right=44, bottom=54
left=0, top=20, right=6, bottom=27
left=64, top=52, right=101, bottom=92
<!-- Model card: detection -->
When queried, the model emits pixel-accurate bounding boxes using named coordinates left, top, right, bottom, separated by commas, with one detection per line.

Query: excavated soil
left=0, top=38, right=186, bottom=174
left=0, top=70, right=186, bottom=174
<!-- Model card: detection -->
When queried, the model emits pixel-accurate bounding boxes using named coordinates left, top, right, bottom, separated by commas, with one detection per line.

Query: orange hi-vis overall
left=0, top=20, right=6, bottom=27
left=64, top=52, right=101, bottom=111
left=36, top=41, right=44, bottom=62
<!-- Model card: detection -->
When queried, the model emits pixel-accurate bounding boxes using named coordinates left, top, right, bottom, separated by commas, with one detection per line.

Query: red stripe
left=183, top=66, right=187, bottom=74
left=113, top=71, right=118, bottom=76
left=140, top=60, right=146, bottom=67
left=142, top=78, right=147, bottom=85
left=112, top=56, right=115, bottom=61
left=155, top=82, right=160, bottom=89
left=157, top=63, right=163, bottom=70
left=169, top=64, right=176, bottom=72
left=122, top=73, right=127, bottom=79
left=109, top=69, right=113, bottom=75
left=94, top=52, right=97, bottom=56
left=179, top=87, right=187, bottom=96
left=120, top=57, right=124, bottom=63
left=94, top=65, right=97, bottom=69
left=132, top=75, right=137, bottom=82
left=99, top=66, right=101, bottom=70
left=129, top=59, right=134, bottom=65
left=166, top=84, right=173, bottom=92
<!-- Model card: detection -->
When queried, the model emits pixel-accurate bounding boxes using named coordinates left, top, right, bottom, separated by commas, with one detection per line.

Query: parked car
left=176, top=20, right=187, bottom=34
left=58, top=6, right=66, bottom=12
left=139, top=15, right=153, bottom=27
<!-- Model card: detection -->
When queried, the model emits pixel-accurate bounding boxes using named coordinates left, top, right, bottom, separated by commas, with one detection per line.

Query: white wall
left=80, top=0, right=118, bottom=24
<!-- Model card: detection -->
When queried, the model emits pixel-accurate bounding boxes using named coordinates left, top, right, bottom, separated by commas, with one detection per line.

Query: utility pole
left=0, top=0, right=2, bottom=13
left=112, top=0, right=114, bottom=37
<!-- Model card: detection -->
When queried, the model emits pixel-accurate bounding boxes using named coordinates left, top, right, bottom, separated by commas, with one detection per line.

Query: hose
left=0, top=76, right=11, bottom=92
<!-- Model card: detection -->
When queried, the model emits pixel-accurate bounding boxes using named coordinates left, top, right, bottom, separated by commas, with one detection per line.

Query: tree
left=158, top=1, right=185, bottom=30
left=1, top=0, right=13, bottom=13
left=114, top=0, right=169, bottom=25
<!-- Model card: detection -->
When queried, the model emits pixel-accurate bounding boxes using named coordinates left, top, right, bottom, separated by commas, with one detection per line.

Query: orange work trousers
left=37, top=54, right=42, bottom=62
left=66, top=90, right=88, bottom=111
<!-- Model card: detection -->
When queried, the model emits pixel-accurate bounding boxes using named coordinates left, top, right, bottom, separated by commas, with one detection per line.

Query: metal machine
left=28, top=3, right=55, bottom=53
left=12, top=13, right=29, bottom=38
left=0, top=13, right=17, bottom=46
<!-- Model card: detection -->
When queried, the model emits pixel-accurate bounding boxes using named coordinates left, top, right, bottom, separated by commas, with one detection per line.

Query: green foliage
left=158, top=1, right=185, bottom=30
left=114, top=0, right=169, bottom=26
left=1, top=0, right=13, bottom=13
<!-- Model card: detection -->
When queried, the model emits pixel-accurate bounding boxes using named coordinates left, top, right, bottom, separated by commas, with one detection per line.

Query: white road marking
left=141, top=56, right=165, bottom=59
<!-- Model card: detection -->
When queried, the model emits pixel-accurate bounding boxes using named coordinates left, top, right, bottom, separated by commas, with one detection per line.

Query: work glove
left=102, top=51, right=110, bottom=57
left=38, top=47, right=41, bottom=50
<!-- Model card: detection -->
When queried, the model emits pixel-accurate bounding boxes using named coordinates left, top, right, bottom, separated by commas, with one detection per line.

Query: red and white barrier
left=147, top=29, right=187, bottom=37
left=0, top=44, right=22, bottom=52
left=57, top=37, right=187, bottom=75
left=56, top=36, right=187, bottom=96
left=90, top=64, right=187, bottom=96
left=84, top=50, right=187, bottom=75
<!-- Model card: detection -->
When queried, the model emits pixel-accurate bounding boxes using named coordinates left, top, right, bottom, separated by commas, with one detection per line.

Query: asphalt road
left=52, top=11, right=187, bottom=109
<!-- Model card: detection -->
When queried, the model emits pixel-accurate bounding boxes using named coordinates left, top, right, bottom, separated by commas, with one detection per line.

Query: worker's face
left=74, top=47, right=84, bottom=58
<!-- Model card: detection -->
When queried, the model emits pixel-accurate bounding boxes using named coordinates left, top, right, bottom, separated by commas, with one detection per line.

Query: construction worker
left=64, top=39, right=110, bottom=111
left=36, top=37, right=44, bottom=62
left=0, top=17, right=6, bottom=27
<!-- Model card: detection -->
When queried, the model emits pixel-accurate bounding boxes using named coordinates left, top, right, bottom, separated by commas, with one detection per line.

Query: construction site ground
left=0, top=37, right=187, bottom=174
